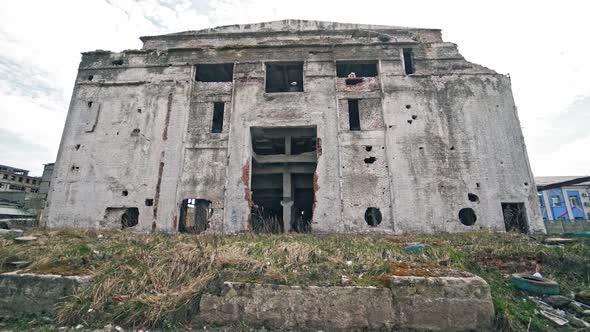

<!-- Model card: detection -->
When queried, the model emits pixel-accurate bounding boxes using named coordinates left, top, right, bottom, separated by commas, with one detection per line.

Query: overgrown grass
left=0, top=230, right=588, bottom=331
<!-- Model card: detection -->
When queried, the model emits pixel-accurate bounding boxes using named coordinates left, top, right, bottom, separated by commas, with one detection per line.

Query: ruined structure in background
left=44, top=20, right=545, bottom=234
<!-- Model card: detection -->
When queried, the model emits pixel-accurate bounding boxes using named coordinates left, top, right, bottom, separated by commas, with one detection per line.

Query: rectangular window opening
left=265, top=63, right=304, bottom=93
left=348, top=99, right=361, bottom=131
left=336, top=62, right=378, bottom=78
left=403, top=48, right=415, bottom=75
left=212, top=102, right=224, bottom=133
left=196, top=63, right=234, bottom=82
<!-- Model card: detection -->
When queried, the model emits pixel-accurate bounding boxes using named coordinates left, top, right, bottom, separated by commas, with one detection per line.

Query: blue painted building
left=536, top=176, right=590, bottom=233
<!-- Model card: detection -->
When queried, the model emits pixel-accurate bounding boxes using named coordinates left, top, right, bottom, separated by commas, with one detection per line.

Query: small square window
left=265, top=63, right=304, bottom=93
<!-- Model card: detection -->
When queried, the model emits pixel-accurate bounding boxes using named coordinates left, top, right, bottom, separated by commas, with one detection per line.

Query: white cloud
left=0, top=0, right=588, bottom=176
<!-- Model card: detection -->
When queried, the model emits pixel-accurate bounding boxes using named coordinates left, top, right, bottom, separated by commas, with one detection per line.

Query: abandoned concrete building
left=44, top=20, right=545, bottom=234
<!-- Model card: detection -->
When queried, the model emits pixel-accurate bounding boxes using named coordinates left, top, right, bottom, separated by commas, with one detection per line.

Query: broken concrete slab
left=388, top=274, right=495, bottom=331
left=198, top=274, right=494, bottom=331
left=0, top=272, right=92, bottom=318
left=0, top=229, right=23, bottom=238
left=13, top=235, right=37, bottom=242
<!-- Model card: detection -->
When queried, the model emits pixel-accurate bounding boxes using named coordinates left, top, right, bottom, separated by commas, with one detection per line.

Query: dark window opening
left=291, top=136, right=317, bottom=155
left=502, top=203, right=528, bottom=234
left=265, top=63, right=303, bottom=93
left=468, top=193, right=479, bottom=202
left=121, top=208, right=139, bottom=228
left=459, top=208, right=477, bottom=226
left=145, top=199, right=154, bottom=206
left=336, top=62, right=378, bottom=78
left=403, top=48, right=415, bottom=75
left=111, top=59, right=124, bottom=66
left=179, top=198, right=211, bottom=234
left=292, top=174, right=314, bottom=233
left=348, top=99, right=361, bottom=131
left=212, top=102, right=224, bottom=133
left=195, top=63, right=234, bottom=82
left=365, top=207, right=382, bottom=226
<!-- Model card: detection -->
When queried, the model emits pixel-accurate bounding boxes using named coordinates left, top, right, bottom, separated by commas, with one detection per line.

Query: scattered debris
left=8, top=261, right=31, bottom=268
left=539, top=310, right=568, bottom=326
left=511, top=273, right=559, bottom=295
left=13, top=236, right=38, bottom=243
left=404, top=243, right=428, bottom=252
left=341, top=275, right=351, bottom=286
left=544, top=295, right=572, bottom=308
left=576, top=290, right=590, bottom=305
left=0, top=229, right=24, bottom=238
left=543, top=237, right=575, bottom=245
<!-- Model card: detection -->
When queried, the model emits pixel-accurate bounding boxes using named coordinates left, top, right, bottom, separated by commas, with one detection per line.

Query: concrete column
left=562, top=188, right=574, bottom=220
left=281, top=199, right=294, bottom=233
left=542, top=191, right=553, bottom=221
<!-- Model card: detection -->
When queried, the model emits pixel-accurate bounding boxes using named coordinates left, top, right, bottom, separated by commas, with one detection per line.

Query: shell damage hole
left=405, top=105, right=411, bottom=109
left=88, top=75, right=94, bottom=81
left=468, top=193, right=479, bottom=202
left=145, top=199, right=154, bottom=206
left=365, top=207, right=382, bottom=226
left=122, top=190, right=129, bottom=196
left=364, top=157, right=377, bottom=164
left=131, top=128, right=140, bottom=136
left=459, top=208, right=477, bottom=226
left=524, top=182, right=529, bottom=186
left=450, top=146, right=455, bottom=150
left=87, top=101, right=93, bottom=108
left=407, top=120, right=413, bottom=124
left=419, top=146, right=424, bottom=150
left=476, top=182, right=481, bottom=188
left=411, top=115, right=418, bottom=120
left=365, top=145, right=373, bottom=152
left=75, top=144, right=81, bottom=150
left=137, top=109, right=142, bottom=113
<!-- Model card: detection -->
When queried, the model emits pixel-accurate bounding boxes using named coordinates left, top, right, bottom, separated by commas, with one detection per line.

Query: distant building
left=0, top=164, right=41, bottom=193
left=39, top=163, right=55, bottom=195
left=536, top=176, right=590, bottom=233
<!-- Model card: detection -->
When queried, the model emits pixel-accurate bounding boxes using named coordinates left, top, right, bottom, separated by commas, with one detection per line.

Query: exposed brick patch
left=241, top=160, right=253, bottom=229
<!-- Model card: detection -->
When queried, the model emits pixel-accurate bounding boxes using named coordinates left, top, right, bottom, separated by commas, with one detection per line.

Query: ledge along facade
left=44, top=20, right=545, bottom=234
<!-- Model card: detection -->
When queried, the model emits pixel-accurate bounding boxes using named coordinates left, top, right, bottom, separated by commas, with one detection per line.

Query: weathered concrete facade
left=45, top=20, right=545, bottom=234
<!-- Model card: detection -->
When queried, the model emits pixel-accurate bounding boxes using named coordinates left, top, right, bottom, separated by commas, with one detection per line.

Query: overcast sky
left=0, top=0, right=588, bottom=176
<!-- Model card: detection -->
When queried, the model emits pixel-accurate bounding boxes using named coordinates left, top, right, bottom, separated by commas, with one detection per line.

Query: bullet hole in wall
left=476, top=182, right=481, bottom=188
left=75, top=144, right=81, bottom=150
left=365, top=207, right=382, bottom=226
left=364, top=157, right=377, bottom=164
left=419, top=146, right=424, bottom=150
left=365, top=146, right=373, bottom=152
left=122, top=190, right=128, bottom=196
left=412, top=115, right=418, bottom=120
left=87, top=101, right=93, bottom=108
left=145, top=199, right=154, bottom=206
left=524, top=182, right=529, bottom=186
left=468, top=193, right=479, bottom=202
left=405, top=105, right=411, bottom=109
left=88, top=75, right=94, bottom=81
left=450, top=146, right=455, bottom=150
left=137, top=109, right=142, bottom=113
left=71, top=165, right=80, bottom=171
left=459, top=208, right=477, bottom=226
left=407, top=120, right=413, bottom=124
left=388, top=125, right=393, bottom=129
left=131, top=128, right=140, bottom=136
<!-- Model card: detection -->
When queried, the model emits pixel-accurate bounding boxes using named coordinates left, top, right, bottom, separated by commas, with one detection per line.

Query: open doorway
left=501, top=202, right=528, bottom=234
left=251, top=127, right=317, bottom=233
left=179, top=198, right=211, bottom=234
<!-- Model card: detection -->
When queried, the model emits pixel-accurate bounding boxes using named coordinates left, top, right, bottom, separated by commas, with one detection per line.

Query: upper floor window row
left=194, top=50, right=415, bottom=86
